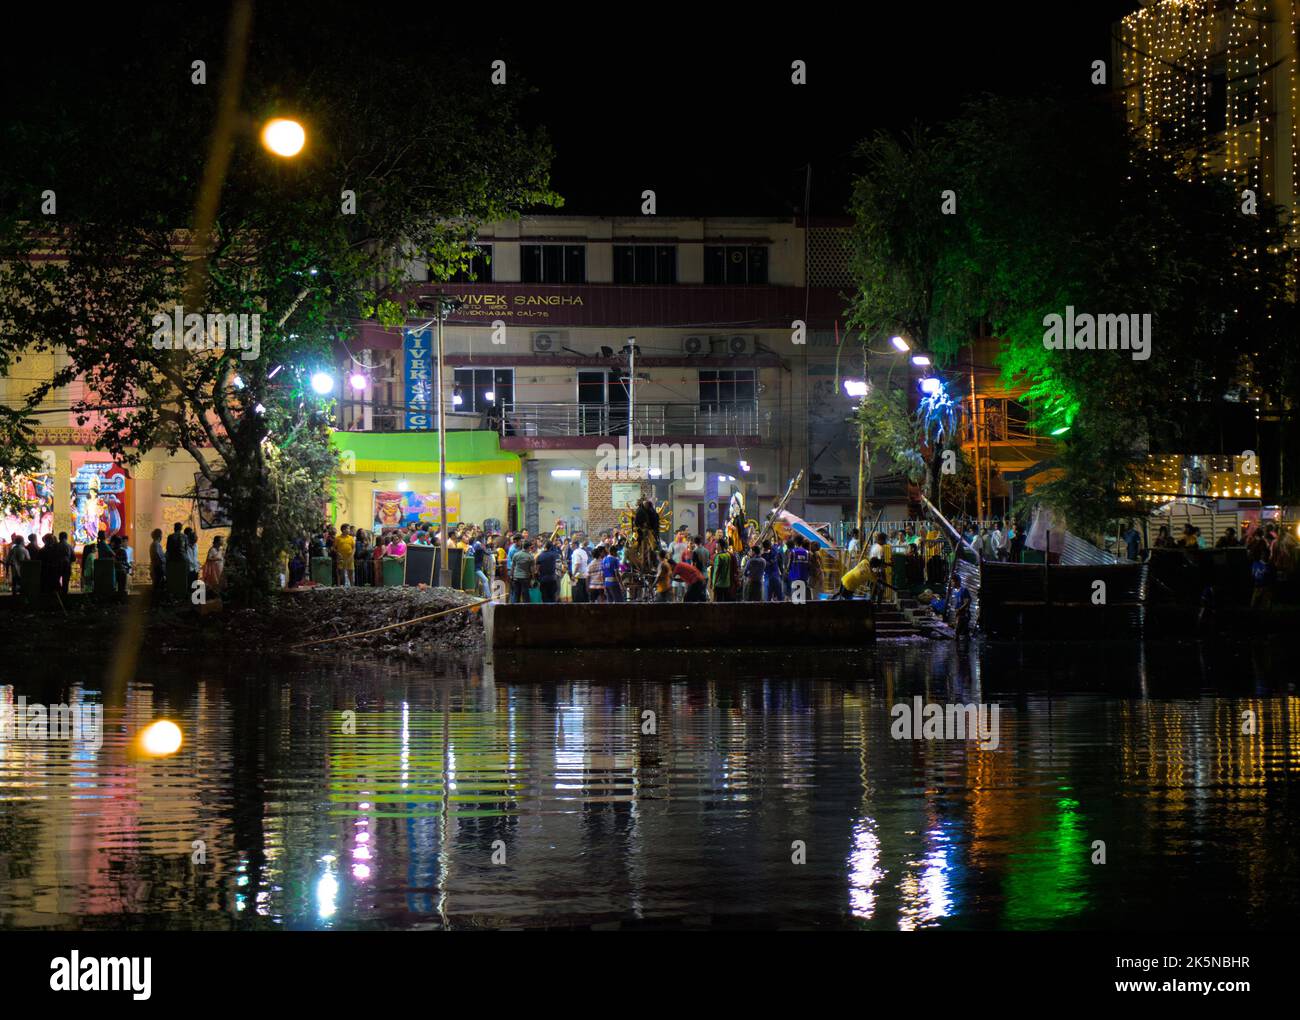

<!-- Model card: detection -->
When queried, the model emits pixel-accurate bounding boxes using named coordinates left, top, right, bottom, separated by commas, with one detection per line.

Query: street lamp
left=890, top=335, right=910, bottom=352
left=261, top=118, right=306, bottom=158
left=624, top=337, right=639, bottom=446
left=310, top=370, right=335, bottom=395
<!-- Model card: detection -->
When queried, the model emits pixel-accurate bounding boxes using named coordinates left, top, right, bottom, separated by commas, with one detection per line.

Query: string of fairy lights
left=1120, top=1, right=1298, bottom=215
left=1120, top=0, right=1296, bottom=495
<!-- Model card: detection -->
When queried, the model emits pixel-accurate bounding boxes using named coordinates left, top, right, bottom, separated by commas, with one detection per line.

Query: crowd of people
left=1148, top=520, right=1298, bottom=610
left=498, top=522, right=829, bottom=604
left=491, top=501, right=951, bottom=606
left=3, top=523, right=226, bottom=601
left=280, top=522, right=496, bottom=599
left=11, top=506, right=1295, bottom=618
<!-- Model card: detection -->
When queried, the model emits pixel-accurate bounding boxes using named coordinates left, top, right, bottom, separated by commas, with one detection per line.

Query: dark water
left=1, top=638, right=1297, bottom=930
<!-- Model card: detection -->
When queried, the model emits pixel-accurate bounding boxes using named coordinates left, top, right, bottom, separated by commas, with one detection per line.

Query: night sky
left=4, top=2, right=1137, bottom=216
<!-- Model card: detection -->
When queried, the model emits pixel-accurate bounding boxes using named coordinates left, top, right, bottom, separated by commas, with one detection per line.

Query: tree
left=854, top=373, right=962, bottom=513
left=846, top=94, right=1297, bottom=535
left=0, top=6, right=558, bottom=596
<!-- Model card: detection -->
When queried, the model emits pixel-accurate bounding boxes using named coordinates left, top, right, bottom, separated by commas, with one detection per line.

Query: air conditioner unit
left=682, top=335, right=709, bottom=356
left=532, top=332, right=557, bottom=353
left=723, top=334, right=755, bottom=355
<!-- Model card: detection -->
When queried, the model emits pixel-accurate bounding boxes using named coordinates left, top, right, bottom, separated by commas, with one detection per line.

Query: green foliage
left=0, top=7, right=557, bottom=594
left=847, top=95, right=1297, bottom=534
left=856, top=384, right=923, bottom=481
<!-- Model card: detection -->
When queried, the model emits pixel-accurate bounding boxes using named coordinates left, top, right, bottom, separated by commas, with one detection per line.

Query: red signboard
left=353, top=283, right=846, bottom=347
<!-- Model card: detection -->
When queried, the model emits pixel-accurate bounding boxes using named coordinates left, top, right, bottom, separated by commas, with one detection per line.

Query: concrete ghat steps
left=874, top=606, right=923, bottom=637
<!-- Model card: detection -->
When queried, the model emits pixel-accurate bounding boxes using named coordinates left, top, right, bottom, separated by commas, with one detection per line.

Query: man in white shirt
left=570, top=543, right=590, bottom=603
left=989, top=524, right=1005, bottom=561
left=7, top=533, right=30, bottom=594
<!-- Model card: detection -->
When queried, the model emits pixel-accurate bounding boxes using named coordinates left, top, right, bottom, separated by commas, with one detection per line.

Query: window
left=613, top=244, right=676, bottom=284
left=449, top=244, right=493, bottom=283
left=521, top=243, right=585, bottom=283
left=704, top=245, right=767, bottom=284
left=698, top=369, right=757, bottom=411
left=453, top=368, right=514, bottom=414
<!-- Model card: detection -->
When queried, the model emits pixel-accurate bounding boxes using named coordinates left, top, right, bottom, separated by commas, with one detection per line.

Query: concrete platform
left=485, top=599, right=874, bottom=649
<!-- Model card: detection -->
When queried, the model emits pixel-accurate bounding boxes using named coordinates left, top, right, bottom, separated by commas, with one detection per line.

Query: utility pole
left=969, top=345, right=983, bottom=521
left=433, top=296, right=463, bottom=584
left=625, top=336, right=637, bottom=447
left=436, top=302, right=450, bottom=583
left=855, top=344, right=869, bottom=542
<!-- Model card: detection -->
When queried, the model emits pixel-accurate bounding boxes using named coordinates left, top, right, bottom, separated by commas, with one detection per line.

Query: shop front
left=330, top=430, right=519, bottom=536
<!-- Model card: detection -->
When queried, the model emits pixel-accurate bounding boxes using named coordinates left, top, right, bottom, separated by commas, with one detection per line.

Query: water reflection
left=0, top=637, right=1297, bottom=930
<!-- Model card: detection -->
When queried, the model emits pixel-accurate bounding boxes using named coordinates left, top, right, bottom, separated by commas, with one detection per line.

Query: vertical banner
left=405, top=328, right=433, bottom=430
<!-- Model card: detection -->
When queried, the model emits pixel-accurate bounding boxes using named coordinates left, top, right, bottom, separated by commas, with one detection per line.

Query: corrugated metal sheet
left=974, top=562, right=1148, bottom=638
left=1061, top=531, right=1121, bottom=567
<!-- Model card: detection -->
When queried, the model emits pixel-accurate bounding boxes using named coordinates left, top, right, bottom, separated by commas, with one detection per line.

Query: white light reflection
left=847, top=818, right=883, bottom=920
left=897, top=825, right=954, bottom=930
left=401, top=701, right=410, bottom=791
left=316, top=871, right=339, bottom=920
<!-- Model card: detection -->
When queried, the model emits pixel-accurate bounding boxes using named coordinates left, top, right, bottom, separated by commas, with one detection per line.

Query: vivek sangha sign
left=451, top=292, right=585, bottom=320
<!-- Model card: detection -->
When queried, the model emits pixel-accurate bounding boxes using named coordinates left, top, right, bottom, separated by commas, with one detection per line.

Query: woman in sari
left=201, top=535, right=225, bottom=592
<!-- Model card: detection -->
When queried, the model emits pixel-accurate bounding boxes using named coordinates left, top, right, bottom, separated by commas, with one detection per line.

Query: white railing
left=501, top=402, right=770, bottom=439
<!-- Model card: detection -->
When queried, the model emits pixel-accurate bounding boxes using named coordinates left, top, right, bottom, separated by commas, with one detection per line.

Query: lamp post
left=435, top=298, right=464, bottom=583
left=624, top=337, right=638, bottom=448
left=416, top=295, right=462, bottom=585
left=847, top=335, right=911, bottom=545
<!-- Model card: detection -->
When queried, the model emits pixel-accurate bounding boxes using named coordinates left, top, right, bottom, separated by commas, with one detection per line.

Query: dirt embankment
left=224, top=586, right=486, bottom=658
left=3, top=586, right=486, bottom=661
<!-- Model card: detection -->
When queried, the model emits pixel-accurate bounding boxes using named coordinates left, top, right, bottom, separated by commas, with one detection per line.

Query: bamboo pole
left=290, top=597, right=490, bottom=649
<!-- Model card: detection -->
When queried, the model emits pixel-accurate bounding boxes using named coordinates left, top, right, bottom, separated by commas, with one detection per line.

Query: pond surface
left=1, top=638, right=1296, bottom=929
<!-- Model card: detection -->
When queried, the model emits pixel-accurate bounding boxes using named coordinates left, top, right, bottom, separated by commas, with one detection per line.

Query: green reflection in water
left=327, top=709, right=521, bottom=820
left=1002, top=794, right=1091, bottom=928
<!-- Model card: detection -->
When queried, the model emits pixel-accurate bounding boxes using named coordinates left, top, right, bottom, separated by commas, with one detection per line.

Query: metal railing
left=500, top=401, right=771, bottom=440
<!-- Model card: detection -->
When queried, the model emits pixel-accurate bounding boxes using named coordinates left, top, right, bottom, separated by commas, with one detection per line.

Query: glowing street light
left=310, top=370, right=335, bottom=395
left=890, top=335, right=910, bottom=352
left=911, top=354, right=931, bottom=366
left=843, top=379, right=869, bottom=397
left=918, top=377, right=943, bottom=396
left=348, top=371, right=368, bottom=391
left=261, top=118, right=306, bottom=158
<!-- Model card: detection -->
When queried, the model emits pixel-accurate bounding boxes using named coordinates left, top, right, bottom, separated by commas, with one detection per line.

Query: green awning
left=331, top=430, right=520, bottom=475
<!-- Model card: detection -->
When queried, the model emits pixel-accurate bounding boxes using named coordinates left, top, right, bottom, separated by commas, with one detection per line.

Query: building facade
left=333, top=214, right=863, bottom=539
left=1114, top=0, right=1290, bottom=507
left=3, top=215, right=880, bottom=560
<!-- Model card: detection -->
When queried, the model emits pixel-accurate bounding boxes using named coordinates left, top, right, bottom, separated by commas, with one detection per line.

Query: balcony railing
left=500, top=401, right=770, bottom=440
left=336, top=399, right=773, bottom=440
